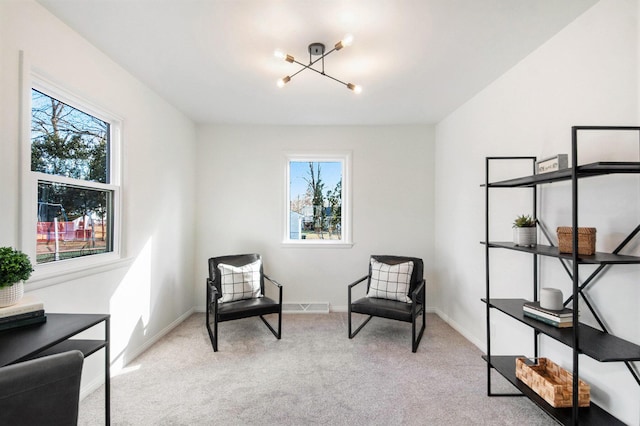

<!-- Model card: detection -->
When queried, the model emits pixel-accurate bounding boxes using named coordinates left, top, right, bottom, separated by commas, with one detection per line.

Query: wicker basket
left=515, top=357, right=590, bottom=408
left=557, top=227, right=596, bottom=255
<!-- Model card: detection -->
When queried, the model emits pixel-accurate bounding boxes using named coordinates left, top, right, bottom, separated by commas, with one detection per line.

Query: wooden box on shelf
left=516, top=357, right=590, bottom=408
left=557, top=227, right=596, bottom=255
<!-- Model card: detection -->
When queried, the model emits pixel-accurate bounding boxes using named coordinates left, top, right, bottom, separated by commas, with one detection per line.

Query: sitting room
left=1, top=1, right=639, bottom=425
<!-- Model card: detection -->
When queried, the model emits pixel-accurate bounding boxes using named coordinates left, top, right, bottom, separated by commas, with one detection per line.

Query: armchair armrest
left=348, top=275, right=368, bottom=290
left=411, top=279, right=426, bottom=304
left=348, top=275, right=369, bottom=305
left=264, top=274, right=282, bottom=288
left=207, top=278, right=219, bottom=303
left=264, top=274, right=283, bottom=304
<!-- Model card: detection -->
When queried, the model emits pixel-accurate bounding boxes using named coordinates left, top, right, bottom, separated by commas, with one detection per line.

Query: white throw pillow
left=366, top=259, right=413, bottom=303
left=217, top=259, right=263, bottom=303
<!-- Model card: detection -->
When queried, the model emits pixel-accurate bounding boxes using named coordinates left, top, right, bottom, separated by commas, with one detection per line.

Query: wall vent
left=282, top=303, right=329, bottom=313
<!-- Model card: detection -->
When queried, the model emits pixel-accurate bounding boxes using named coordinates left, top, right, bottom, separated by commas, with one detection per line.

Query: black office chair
left=0, top=350, right=84, bottom=425
left=206, top=254, right=283, bottom=352
left=348, top=255, right=426, bottom=352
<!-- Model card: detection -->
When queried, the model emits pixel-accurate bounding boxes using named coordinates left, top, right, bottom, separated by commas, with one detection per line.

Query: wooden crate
left=557, top=227, right=596, bottom=255
left=516, top=357, right=590, bottom=408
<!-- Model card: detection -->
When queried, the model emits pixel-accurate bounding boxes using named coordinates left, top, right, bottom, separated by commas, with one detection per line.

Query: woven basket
left=557, top=227, right=596, bottom=255
left=516, top=357, right=590, bottom=408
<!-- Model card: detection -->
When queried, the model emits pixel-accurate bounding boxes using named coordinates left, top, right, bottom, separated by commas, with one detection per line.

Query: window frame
left=282, top=151, right=353, bottom=247
left=20, top=67, right=123, bottom=287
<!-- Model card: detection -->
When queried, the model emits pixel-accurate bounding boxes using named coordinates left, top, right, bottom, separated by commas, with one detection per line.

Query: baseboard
left=79, top=307, right=195, bottom=400
left=433, top=308, right=484, bottom=351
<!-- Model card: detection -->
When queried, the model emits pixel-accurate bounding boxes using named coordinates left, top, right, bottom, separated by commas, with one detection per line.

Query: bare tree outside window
left=288, top=161, right=342, bottom=240
left=31, top=89, right=114, bottom=264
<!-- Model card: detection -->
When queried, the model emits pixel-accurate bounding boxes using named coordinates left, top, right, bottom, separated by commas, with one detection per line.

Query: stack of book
left=0, top=296, right=46, bottom=332
left=523, top=301, right=573, bottom=328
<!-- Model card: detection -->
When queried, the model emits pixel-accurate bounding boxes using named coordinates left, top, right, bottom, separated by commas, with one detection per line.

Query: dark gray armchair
left=348, top=255, right=426, bottom=352
left=206, top=254, right=283, bottom=352
left=0, top=350, right=84, bottom=425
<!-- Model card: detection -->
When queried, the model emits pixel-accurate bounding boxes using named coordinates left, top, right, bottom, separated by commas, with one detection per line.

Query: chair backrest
left=208, top=254, right=265, bottom=299
left=0, top=350, right=84, bottom=425
left=369, top=255, right=424, bottom=302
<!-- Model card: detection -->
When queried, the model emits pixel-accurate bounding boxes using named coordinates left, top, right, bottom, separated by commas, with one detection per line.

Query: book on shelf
left=523, top=310, right=572, bottom=328
left=0, top=309, right=45, bottom=325
left=0, top=295, right=45, bottom=318
left=523, top=301, right=573, bottom=318
left=523, top=305, right=574, bottom=323
left=0, top=314, right=47, bottom=332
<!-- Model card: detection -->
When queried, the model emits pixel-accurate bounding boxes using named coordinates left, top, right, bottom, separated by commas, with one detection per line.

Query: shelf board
left=485, top=161, right=640, bottom=188
left=484, top=298, right=640, bottom=362
left=32, top=339, right=107, bottom=359
left=484, top=241, right=640, bottom=264
left=483, top=355, right=625, bottom=425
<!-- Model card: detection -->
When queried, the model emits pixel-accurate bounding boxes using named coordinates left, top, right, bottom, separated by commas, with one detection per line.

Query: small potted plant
left=0, top=247, right=34, bottom=307
left=513, top=214, right=537, bottom=247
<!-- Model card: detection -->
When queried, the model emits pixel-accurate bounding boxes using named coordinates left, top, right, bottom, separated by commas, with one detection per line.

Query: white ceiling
left=36, top=0, right=598, bottom=126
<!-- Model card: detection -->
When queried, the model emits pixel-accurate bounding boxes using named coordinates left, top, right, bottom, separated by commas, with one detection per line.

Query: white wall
left=434, top=0, right=639, bottom=424
left=0, top=0, right=197, bottom=394
left=195, top=125, right=435, bottom=311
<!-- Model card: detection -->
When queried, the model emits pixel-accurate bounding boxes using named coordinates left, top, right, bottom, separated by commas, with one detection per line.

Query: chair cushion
left=217, top=297, right=280, bottom=321
left=218, top=259, right=262, bottom=303
left=351, top=297, right=417, bottom=322
left=366, top=259, right=413, bottom=303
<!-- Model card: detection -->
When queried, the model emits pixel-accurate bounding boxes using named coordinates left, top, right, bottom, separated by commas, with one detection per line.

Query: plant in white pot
left=513, top=214, right=537, bottom=247
left=0, top=247, right=34, bottom=307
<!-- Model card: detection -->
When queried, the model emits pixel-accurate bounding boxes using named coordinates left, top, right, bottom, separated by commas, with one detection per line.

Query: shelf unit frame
left=483, top=126, right=640, bottom=425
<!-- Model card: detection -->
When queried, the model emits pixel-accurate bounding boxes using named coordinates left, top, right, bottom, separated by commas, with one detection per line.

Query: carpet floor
left=78, top=313, right=554, bottom=425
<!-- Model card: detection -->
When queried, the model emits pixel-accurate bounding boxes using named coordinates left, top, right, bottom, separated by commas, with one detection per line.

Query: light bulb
left=274, top=50, right=294, bottom=62
left=277, top=76, right=291, bottom=88
left=342, top=33, right=354, bottom=47
left=347, top=83, right=362, bottom=94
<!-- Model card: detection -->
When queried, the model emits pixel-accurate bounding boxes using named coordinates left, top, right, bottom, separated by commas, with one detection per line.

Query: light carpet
left=78, top=313, right=554, bottom=425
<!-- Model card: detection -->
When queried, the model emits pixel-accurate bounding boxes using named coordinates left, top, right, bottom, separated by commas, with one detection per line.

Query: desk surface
left=0, top=313, right=109, bottom=366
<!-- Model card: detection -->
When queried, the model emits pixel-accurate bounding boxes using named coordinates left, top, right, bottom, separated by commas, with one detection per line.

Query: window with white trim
left=284, top=152, right=352, bottom=246
left=25, top=79, right=121, bottom=268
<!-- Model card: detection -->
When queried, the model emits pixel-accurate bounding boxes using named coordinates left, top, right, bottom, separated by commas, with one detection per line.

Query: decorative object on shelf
left=536, top=154, right=568, bottom=174
left=274, top=34, right=362, bottom=93
left=516, top=357, right=590, bottom=408
left=523, top=300, right=573, bottom=328
left=0, top=247, right=34, bottom=308
left=512, top=214, right=537, bottom=247
left=539, top=288, right=563, bottom=311
left=557, top=227, right=596, bottom=255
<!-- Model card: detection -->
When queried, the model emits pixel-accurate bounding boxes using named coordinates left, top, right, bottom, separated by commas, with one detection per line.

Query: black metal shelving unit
left=483, top=126, right=640, bottom=425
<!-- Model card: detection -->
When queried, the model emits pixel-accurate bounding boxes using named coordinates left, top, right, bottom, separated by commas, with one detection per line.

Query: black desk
left=0, top=313, right=110, bottom=425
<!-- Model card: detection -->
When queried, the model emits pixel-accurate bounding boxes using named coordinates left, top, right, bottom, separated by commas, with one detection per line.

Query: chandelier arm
left=290, top=62, right=348, bottom=87
left=318, top=72, right=348, bottom=87
left=289, top=66, right=308, bottom=79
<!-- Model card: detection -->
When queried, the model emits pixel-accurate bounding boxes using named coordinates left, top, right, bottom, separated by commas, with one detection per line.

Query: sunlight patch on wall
left=109, top=238, right=152, bottom=370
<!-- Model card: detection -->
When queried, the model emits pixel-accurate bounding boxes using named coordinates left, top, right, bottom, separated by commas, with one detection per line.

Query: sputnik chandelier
left=274, top=34, right=362, bottom=94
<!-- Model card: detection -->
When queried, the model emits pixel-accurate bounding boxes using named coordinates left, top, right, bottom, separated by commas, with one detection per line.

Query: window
left=284, top=152, right=352, bottom=246
left=23, top=78, right=121, bottom=272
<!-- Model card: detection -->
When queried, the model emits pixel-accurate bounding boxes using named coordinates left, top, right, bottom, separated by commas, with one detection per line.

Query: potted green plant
left=0, top=247, right=34, bottom=307
left=513, top=214, right=537, bottom=247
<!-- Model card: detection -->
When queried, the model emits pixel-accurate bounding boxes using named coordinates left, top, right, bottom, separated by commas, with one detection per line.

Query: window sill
left=281, top=241, right=354, bottom=249
left=25, top=255, right=133, bottom=291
